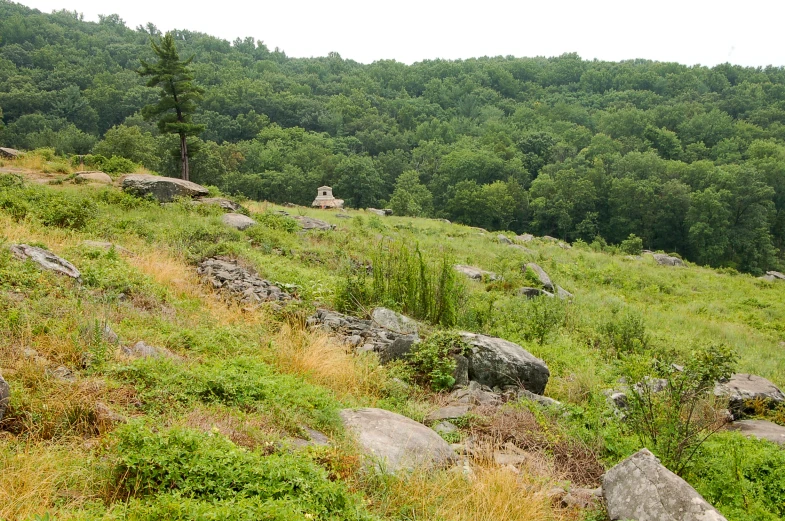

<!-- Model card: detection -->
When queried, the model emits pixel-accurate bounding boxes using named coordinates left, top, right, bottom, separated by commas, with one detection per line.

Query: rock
left=562, top=487, right=602, bottom=509
left=0, top=147, right=21, bottom=159
left=424, top=405, right=470, bottom=423
left=461, top=332, right=550, bottom=394
left=454, top=264, right=498, bottom=281
left=221, top=213, right=256, bottom=231
left=523, top=263, right=555, bottom=292
left=198, top=197, right=243, bottom=212
left=715, top=373, right=785, bottom=416
left=366, top=208, right=393, bottom=216
left=433, top=421, right=458, bottom=435
left=75, top=171, right=112, bottom=184
left=121, top=341, right=179, bottom=360
left=603, top=448, right=727, bottom=521
left=652, top=253, right=685, bottom=267
left=515, top=234, right=534, bottom=243
left=197, top=257, right=294, bottom=304
left=9, top=244, right=80, bottom=279
left=518, top=287, right=554, bottom=299
left=555, top=286, right=573, bottom=299
left=378, top=335, right=419, bottom=363
left=497, top=234, right=513, bottom=244
left=95, top=401, right=127, bottom=425
left=728, top=420, right=785, bottom=445
left=448, top=384, right=501, bottom=407
left=0, top=374, right=9, bottom=421
left=80, top=240, right=132, bottom=256
left=291, top=426, right=331, bottom=448
left=766, top=270, right=785, bottom=280
left=293, top=215, right=334, bottom=231
left=371, top=307, right=418, bottom=335
left=452, top=354, right=469, bottom=387
left=542, top=235, right=558, bottom=242
left=102, top=325, right=119, bottom=345
left=49, top=365, right=75, bottom=382
left=340, top=408, right=456, bottom=473
left=121, top=174, right=209, bottom=202
left=518, top=389, right=562, bottom=408
left=336, top=213, right=352, bottom=219
left=760, top=274, right=778, bottom=282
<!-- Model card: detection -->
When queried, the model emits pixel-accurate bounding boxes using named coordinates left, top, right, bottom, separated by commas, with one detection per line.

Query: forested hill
left=1, top=1, right=785, bottom=273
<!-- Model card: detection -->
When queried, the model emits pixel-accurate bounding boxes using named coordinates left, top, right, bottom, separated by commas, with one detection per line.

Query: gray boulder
left=728, top=419, right=785, bottom=445
left=497, top=234, right=513, bottom=244
left=198, top=197, right=243, bottom=212
left=221, top=213, right=256, bottom=231
left=454, top=264, right=498, bottom=281
left=715, top=373, right=785, bottom=415
left=523, top=263, right=555, bottom=292
left=75, top=171, right=112, bottom=184
left=10, top=244, right=80, bottom=279
left=371, top=307, right=418, bottom=335
left=294, top=215, right=334, bottom=231
left=424, top=405, right=470, bottom=423
left=556, top=286, right=574, bottom=299
left=366, top=208, right=387, bottom=216
left=518, top=389, right=562, bottom=408
left=515, top=233, right=534, bottom=243
left=448, top=383, right=501, bottom=407
left=0, top=374, right=9, bottom=421
left=652, top=253, right=685, bottom=267
left=340, top=407, right=456, bottom=473
left=518, top=287, right=554, bottom=299
left=460, top=332, right=550, bottom=394
left=766, top=270, right=785, bottom=280
left=121, top=174, right=209, bottom=202
left=603, top=448, right=727, bottom=521
left=0, top=147, right=21, bottom=159
left=120, top=341, right=180, bottom=360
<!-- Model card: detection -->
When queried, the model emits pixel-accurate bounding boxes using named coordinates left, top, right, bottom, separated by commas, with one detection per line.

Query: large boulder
left=715, top=373, right=785, bottom=415
left=198, top=197, right=244, bottom=212
left=497, top=234, right=512, bottom=245
left=371, top=307, right=418, bottom=335
left=340, top=408, right=456, bottom=473
left=515, top=233, right=534, bottom=243
left=0, top=147, right=21, bottom=159
left=294, top=215, right=334, bottom=231
left=454, top=264, right=498, bottom=281
left=221, top=213, right=256, bottom=231
left=0, top=374, right=9, bottom=421
left=10, top=244, right=80, bottom=279
left=728, top=419, right=785, bottom=445
left=460, top=332, right=550, bottom=394
left=603, top=448, right=727, bottom=521
left=121, top=174, right=209, bottom=202
left=766, top=270, right=785, bottom=280
left=652, top=253, right=685, bottom=267
left=523, top=263, right=555, bottom=292
left=75, top=171, right=112, bottom=184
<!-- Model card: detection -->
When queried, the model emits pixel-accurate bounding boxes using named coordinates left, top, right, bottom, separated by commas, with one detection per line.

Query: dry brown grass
left=268, top=321, right=389, bottom=401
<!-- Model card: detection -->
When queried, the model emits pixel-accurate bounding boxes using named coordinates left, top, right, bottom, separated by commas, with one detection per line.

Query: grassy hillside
left=1, top=152, right=785, bottom=520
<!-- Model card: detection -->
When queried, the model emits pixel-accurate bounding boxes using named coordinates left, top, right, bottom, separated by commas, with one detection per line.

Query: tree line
left=0, top=0, right=784, bottom=273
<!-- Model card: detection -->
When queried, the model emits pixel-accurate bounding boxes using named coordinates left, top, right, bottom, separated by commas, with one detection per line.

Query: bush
left=525, top=296, right=567, bottom=345
left=36, top=192, right=98, bottom=229
left=111, top=424, right=373, bottom=521
left=619, top=233, right=643, bottom=255
left=409, top=331, right=470, bottom=390
left=600, top=309, right=649, bottom=357
left=81, top=154, right=138, bottom=174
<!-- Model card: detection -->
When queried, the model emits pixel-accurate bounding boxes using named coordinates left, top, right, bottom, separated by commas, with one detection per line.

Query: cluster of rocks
left=197, top=257, right=294, bottom=305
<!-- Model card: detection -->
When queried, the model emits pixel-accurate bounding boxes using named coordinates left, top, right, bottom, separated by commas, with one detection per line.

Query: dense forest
left=1, top=1, right=785, bottom=273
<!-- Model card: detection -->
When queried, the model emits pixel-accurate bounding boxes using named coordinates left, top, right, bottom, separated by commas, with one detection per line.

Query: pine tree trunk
left=180, top=133, right=189, bottom=181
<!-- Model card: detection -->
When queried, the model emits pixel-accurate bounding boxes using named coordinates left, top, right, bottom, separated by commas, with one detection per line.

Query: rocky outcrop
left=197, top=197, right=243, bottom=212
left=221, top=213, right=256, bottom=231
left=603, top=449, right=727, bottom=521
left=121, top=174, right=209, bottom=202
left=371, top=307, right=418, bottom=335
left=340, top=407, right=456, bottom=473
left=454, top=264, right=498, bottom=281
left=715, top=373, right=785, bottom=416
left=308, top=308, right=418, bottom=362
left=294, top=216, right=334, bottom=231
left=10, top=244, right=81, bottom=279
left=460, top=333, right=550, bottom=394
left=728, top=419, right=785, bottom=445
left=523, top=263, right=555, bottom=292
left=75, top=171, right=112, bottom=184
left=515, top=234, right=534, bottom=243
left=652, top=253, right=685, bottom=267
left=197, top=258, right=294, bottom=304
left=0, top=374, right=9, bottom=421
left=497, top=234, right=513, bottom=244
left=0, top=147, right=21, bottom=159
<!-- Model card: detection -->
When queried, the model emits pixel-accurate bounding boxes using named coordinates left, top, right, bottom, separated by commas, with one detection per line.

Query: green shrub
left=82, top=154, right=139, bottom=174
left=409, top=330, right=469, bottom=390
left=525, top=296, right=567, bottom=345
left=619, top=233, right=643, bottom=255
left=111, top=424, right=373, bottom=521
left=36, top=191, right=98, bottom=229
left=601, top=310, right=649, bottom=357
left=254, top=212, right=298, bottom=233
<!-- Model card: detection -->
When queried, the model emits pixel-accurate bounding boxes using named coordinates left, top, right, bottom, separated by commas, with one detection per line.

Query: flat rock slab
left=10, top=244, right=80, bottom=279
left=728, top=419, right=785, bottom=445
left=75, top=171, right=112, bottom=184
left=0, top=374, right=9, bottom=421
left=221, top=213, right=256, bottom=230
left=198, top=197, right=243, bottom=212
left=0, top=147, right=21, bottom=158
left=340, top=407, right=456, bottom=473
left=121, top=174, right=209, bottom=202
left=715, top=373, right=785, bottom=415
left=603, top=448, right=727, bottom=521
left=524, top=263, right=555, bottom=292
left=424, top=405, right=470, bottom=423
left=454, top=264, right=498, bottom=281
left=294, top=215, right=334, bottom=231
left=197, top=257, right=294, bottom=304
left=371, top=307, right=418, bottom=335
left=515, top=234, right=534, bottom=243
left=461, top=332, right=550, bottom=394
left=652, top=253, right=685, bottom=267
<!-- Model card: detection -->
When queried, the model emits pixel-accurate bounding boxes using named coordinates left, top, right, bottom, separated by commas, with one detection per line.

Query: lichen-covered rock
left=523, top=263, right=555, bottom=292
left=294, top=215, right=334, bottom=231
left=454, top=264, right=498, bottom=281
left=221, top=213, right=256, bottom=231
left=728, top=419, right=785, bottom=445
left=10, top=244, right=81, bottom=279
left=340, top=408, right=456, bottom=473
left=603, top=449, right=727, bottom=521
left=197, top=257, right=294, bottom=304
left=0, top=374, right=9, bottom=421
left=652, top=253, right=685, bottom=267
left=460, top=333, right=550, bottom=394
left=121, top=174, right=209, bottom=202
left=198, top=197, right=243, bottom=212
left=497, top=234, right=512, bottom=244
left=0, top=147, right=21, bottom=158
left=715, top=373, right=785, bottom=416
left=371, top=307, right=418, bottom=335
left=766, top=270, right=785, bottom=280
left=75, top=171, right=112, bottom=184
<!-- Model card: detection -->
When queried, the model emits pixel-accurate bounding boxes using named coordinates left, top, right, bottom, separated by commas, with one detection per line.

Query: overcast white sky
left=16, top=0, right=785, bottom=67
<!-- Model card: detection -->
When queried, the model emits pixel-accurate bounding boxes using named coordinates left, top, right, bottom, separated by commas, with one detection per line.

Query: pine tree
left=138, top=33, right=204, bottom=181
